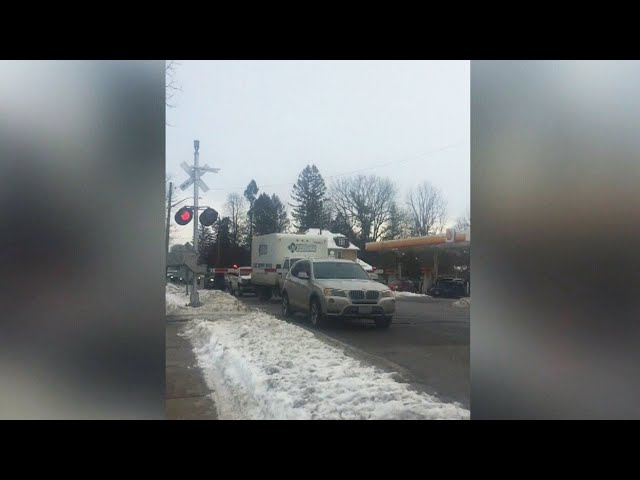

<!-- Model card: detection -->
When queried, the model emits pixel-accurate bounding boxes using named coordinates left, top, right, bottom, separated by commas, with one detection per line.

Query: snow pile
left=166, top=283, right=189, bottom=313
left=182, top=314, right=469, bottom=420
left=394, top=291, right=432, bottom=298
left=452, top=297, right=471, bottom=308
left=166, top=284, right=249, bottom=315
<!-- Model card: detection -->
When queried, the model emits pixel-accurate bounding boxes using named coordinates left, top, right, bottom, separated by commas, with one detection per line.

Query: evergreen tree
left=214, top=217, right=232, bottom=265
left=330, top=210, right=354, bottom=240
left=252, top=193, right=290, bottom=236
left=382, top=203, right=409, bottom=240
left=197, top=224, right=216, bottom=266
left=272, top=194, right=290, bottom=233
left=243, top=179, right=259, bottom=244
left=290, top=164, right=327, bottom=231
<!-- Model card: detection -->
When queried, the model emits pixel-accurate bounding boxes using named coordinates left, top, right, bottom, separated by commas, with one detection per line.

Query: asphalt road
left=235, top=292, right=470, bottom=409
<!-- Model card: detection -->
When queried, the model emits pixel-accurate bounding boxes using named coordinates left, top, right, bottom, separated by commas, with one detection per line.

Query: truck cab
left=228, top=266, right=254, bottom=297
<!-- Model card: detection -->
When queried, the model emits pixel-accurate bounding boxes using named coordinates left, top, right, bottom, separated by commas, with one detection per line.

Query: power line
left=170, top=140, right=466, bottom=195
left=324, top=141, right=466, bottom=179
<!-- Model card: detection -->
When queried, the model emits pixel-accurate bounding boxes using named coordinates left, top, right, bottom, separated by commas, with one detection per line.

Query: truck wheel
left=282, top=292, right=292, bottom=318
left=309, top=298, right=324, bottom=328
left=375, top=316, right=392, bottom=329
left=258, top=286, right=270, bottom=302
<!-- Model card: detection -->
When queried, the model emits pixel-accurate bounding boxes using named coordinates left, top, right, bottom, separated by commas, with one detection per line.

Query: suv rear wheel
left=282, top=292, right=292, bottom=318
left=309, top=298, right=324, bottom=328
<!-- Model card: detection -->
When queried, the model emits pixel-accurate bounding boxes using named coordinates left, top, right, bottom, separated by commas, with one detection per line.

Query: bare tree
left=166, top=61, right=182, bottom=110
left=330, top=175, right=396, bottom=246
left=224, top=192, right=247, bottom=247
left=406, top=182, right=448, bottom=236
left=454, top=208, right=470, bottom=231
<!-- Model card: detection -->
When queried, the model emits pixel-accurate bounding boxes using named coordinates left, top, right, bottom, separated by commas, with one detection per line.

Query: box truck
left=251, top=233, right=329, bottom=301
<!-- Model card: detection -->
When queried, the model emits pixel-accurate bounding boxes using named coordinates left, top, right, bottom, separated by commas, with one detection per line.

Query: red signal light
left=175, top=206, right=194, bottom=226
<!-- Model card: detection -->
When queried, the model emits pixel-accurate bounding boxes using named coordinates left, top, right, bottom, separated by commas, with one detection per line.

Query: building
left=302, top=228, right=377, bottom=277
left=302, top=229, right=359, bottom=261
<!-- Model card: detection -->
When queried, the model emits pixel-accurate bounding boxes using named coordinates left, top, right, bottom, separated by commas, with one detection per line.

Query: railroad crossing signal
left=199, top=208, right=218, bottom=227
left=179, top=161, right=219, bottom=192
left=178, top=140, right=221, bottom=307
left=175, top=206, right=194, bottom=225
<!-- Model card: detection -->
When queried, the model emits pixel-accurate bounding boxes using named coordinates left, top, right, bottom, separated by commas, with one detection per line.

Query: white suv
left=281, top=258, right=395, bottom=329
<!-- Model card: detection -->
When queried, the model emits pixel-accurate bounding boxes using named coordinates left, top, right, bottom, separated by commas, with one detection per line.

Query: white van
left=251, top=233, right=329, bottom=301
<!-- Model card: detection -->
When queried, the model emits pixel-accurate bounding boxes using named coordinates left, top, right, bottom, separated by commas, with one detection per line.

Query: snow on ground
left=452, top=297, right=471, bottom=308
left=182, top=312, right=469, bottom=420
left=393, top=291, right=432, bottom=298
left=166, top=283, right=249, bottom=315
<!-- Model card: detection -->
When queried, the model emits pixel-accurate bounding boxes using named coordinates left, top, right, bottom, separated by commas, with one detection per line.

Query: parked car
left=166, top=270, right=184, bottom=283
left=387, top=279, right=417, bottom=293
left=206, top=272, right=226, bottom=290
left=228, top=267, right=255, bottom=296
left=428, top=278, right=467, bottom=298
left=281, top=258, right=396, bottom=329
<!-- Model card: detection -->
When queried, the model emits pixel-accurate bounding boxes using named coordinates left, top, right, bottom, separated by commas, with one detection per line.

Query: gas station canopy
left=365, top=229, right=470, bottom=252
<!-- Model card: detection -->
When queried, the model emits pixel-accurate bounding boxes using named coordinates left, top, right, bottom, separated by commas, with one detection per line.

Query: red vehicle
left=387, top=279, right=417, bottom=293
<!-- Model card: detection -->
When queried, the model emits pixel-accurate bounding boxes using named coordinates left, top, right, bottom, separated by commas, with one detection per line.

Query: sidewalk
left=166, top=319, right=218, bottom=420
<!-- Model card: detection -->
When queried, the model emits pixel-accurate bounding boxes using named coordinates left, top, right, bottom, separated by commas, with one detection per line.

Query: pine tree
left=330, top=211, right=356, bottom=243
left=244, top=179, right=259, bottom=245
left=197, top=224, right=216, bottom=266
left=252, top=193, right=290, bottom=236
left=290, top=164, right=327, bottom=231
left=272, top=194, right=290, bottom=233
left=214, top=217, right=231, bottom=265
left=382, top=203, right=409, bottom=240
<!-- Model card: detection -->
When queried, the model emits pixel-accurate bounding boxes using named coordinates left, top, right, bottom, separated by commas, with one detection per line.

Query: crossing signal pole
left=176, top=140, right=220, bottom=307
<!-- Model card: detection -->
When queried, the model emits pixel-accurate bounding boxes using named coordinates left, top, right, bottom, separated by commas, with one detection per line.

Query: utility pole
left=190, top=140, right=202, bottom=307
left=166, top=181, right=173, bottom=260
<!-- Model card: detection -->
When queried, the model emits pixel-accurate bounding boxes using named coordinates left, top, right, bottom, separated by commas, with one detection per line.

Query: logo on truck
left=287, top=243, right=317, bottom=253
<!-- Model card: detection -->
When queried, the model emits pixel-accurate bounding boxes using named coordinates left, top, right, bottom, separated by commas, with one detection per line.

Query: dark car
left=428, top=278, right=467, bottom=298
left=206, top=272, right=226, bottom=290
left=387, top=279, right=417, bottom=293
left=167, top=270, right=184, bottom=283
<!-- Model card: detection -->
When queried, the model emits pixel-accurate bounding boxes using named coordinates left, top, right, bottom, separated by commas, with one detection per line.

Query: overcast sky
left=166, top=60, right=469, bottom=245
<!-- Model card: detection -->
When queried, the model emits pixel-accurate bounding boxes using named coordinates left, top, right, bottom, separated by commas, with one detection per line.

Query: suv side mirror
left=298, top=271, right=309, bottom=280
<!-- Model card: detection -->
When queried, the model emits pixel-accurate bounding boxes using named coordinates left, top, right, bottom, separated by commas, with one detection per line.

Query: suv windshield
left=313, top=262, right=370, bottom=280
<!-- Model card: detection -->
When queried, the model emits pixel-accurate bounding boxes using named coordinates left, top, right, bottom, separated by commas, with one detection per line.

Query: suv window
left=313, top=262, right=370, bottom=280
left=290, top=261, right=304, bottom=277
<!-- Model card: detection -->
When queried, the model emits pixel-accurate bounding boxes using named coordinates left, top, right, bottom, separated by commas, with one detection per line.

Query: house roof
left=303, top=228, right=360, bottom=250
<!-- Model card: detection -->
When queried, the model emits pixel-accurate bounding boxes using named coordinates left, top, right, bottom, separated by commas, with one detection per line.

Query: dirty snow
left=166, top=283, right=249, bottom=315
left=393, top=291, right=432, bottom=298
left=181, top=312, right=469, bottom=420
left=452, top=297, right=471, bottom=308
